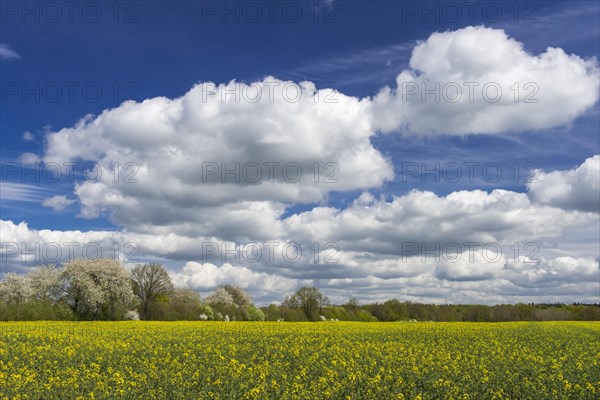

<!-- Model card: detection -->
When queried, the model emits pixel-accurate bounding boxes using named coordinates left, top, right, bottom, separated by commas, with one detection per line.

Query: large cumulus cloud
left=527, top=155, right=600, bottom=213
left=372, top=26, right=599, bottom=135
left=42, top=78, right=392, bottom=238
left=283, top=189, right=594, bottom=256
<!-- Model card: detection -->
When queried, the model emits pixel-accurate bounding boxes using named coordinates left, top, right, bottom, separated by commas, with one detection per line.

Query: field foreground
left=1, top=321, right=599, bottom=399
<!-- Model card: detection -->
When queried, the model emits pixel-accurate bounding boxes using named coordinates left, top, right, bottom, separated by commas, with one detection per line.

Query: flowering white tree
left=61, top=258, right=135, bottom=320
left=198, top=304, right=214, bottom=320
left=205, top=286, right=256, bottom=320
left=27, top=264, right=63, bottom=302
left=171, top=287, right=202, bottom=303
left=205, top=286, right=253, bottom=308
left=205, top=287, right=235, bottom=306
left=0, top=272, right=34, bottom=319
left=0, top=272, right=33, bottom=305
left=221, top=285, right=252, bottom=308
left=124, top=310, right=140, bottom=320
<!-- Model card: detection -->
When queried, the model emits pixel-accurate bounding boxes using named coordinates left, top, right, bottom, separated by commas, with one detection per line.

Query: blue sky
left=1, top=0, right=599, bottom=304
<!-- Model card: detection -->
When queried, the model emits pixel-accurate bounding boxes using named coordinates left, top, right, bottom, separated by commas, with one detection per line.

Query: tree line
left=1, top=258, right=598, bottom=322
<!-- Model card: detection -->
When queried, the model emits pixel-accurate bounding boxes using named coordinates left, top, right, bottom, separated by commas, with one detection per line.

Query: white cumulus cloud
left=372, top=26, right=599, bottom=135
left=42, top=78, right=393, bottom=238
left=172, top=261, right=302, bottom=294
left=42, top=195, right=76, bottom=211
left=527, top=155, right=600, bottom=213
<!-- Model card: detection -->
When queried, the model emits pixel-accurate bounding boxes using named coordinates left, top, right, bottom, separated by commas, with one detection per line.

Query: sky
left=1, top=0, right=599, bottom=305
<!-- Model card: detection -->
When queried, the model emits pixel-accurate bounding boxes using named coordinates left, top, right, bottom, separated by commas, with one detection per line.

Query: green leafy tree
left=158, top=288, right=202, bottom=320
left=285, top=287, right=330, bottom=321
left=130, top=263, right=174, bottom=319
left=247, top=306, right=265, bottom=321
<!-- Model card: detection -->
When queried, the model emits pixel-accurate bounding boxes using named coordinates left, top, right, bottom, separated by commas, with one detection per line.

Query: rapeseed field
left=1, top=321, right=598, bottom=399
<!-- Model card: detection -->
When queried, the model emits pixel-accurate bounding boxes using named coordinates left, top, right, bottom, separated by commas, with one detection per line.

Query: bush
left=124, top=310, right=140, bottom=320
left=199, top=304, right=214, bottom=320
left=0, top=300, right=76, bottom=321
left=279, top=307, right=308, bottom=322
left=247, top=306, right=265, bottom=321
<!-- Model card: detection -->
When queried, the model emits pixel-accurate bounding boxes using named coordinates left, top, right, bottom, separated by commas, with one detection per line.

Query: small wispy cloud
left=283, top=43, right=410, bottom=88
left=18, top=152, right=41, bottom=165
left=23, top=131, right=35, bottom=141
left=0, top=182, right=47, bottom=202
left=0, top=43, right=21, bottom=61
left=495, top=1, right=600, bottom=47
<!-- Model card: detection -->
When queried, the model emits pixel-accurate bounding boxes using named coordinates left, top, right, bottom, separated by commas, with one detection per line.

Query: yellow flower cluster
left=0, top=321, right=598, bottom=399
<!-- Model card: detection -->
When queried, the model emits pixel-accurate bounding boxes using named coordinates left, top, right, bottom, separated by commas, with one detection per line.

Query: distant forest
left=314, top=300, right=600, bottom=323
left=1, top=259, right=598, bottom=322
